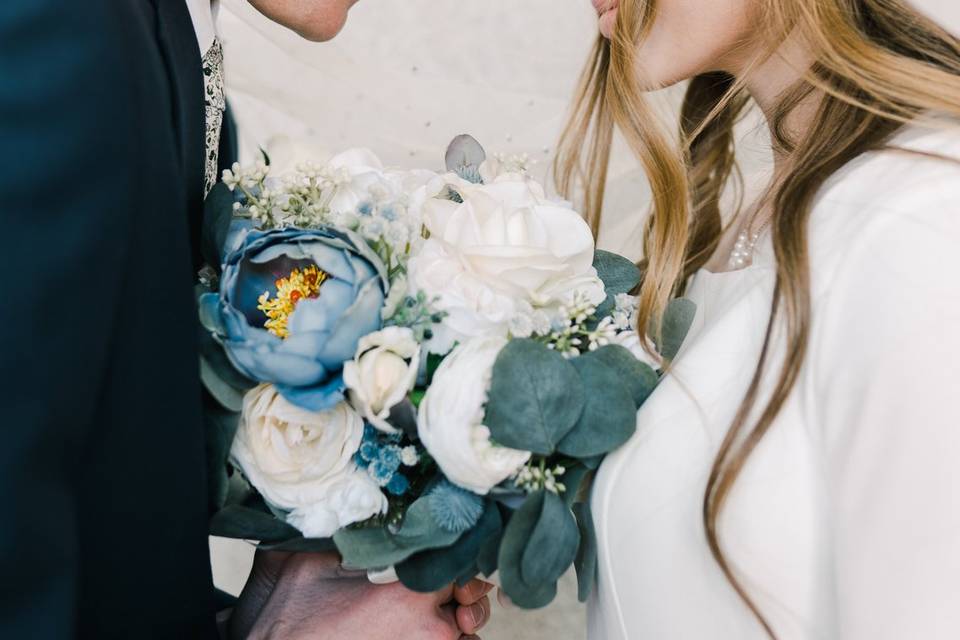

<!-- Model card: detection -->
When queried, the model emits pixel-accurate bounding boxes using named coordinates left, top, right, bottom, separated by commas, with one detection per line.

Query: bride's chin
left=598, top=9, right=618, bottom=39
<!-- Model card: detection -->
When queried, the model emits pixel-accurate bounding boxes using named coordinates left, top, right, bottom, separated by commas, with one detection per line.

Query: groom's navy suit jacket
left=0, top=0, right=235, bottom=637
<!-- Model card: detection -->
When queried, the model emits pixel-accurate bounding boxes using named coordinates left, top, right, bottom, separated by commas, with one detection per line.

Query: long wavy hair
left=555, top=0, right=960, bottom=635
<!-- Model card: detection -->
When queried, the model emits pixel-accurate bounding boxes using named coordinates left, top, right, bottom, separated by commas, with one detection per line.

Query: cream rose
left=343, top=327, right=421, bottom=434
left=407, top=174, right=605, bottom=353
left=231, top=384, right=387, bottom=538
left=417, top=336, right=531, bottom=494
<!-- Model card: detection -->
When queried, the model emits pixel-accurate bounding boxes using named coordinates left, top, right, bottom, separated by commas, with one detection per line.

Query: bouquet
left=200, top=135, right=694, bottom=608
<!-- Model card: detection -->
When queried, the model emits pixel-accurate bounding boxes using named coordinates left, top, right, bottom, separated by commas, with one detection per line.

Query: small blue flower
left=380, top=206, right=397, bottom=221
left=368, top=459, right=394, bottom=487
left=386, top=473, right=410, bottom=496
left=378, top=445, right=402, bottom=475
left=359, top=441, right=380, bottom=463
left=358, top=201, right=374, bottom=216
left=428, top=480, right=484, bottom=534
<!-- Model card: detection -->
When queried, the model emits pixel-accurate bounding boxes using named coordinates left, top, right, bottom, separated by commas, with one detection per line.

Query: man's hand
left=229, top=550, right=492, bottom=639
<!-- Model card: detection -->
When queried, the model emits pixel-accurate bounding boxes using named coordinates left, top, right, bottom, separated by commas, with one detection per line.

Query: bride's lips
left=594, top=0, right=619, bottom=37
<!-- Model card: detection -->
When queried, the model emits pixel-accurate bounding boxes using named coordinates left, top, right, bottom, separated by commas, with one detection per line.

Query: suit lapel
left=152, top=0, right=206, bottom=265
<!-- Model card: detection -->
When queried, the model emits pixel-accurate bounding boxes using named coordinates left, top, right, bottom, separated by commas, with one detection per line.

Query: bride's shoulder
left=807, top=122, right=960, bottom=294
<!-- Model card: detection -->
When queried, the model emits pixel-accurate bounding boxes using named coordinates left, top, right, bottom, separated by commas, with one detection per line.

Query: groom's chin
left=248, top=0, right=357, bottom=42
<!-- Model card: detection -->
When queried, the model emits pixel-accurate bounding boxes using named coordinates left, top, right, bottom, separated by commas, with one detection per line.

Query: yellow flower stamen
left=257, top=264, right=328, bottom=339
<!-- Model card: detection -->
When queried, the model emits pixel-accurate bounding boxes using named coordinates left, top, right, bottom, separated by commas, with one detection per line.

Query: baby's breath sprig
left=534, top=292, right=618, bottom=358
left=514, top=459, right=567, bottom=495
left=387, top=290, right=447, bottom=343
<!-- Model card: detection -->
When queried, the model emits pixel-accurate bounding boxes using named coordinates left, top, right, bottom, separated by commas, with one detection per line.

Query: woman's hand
left=229, top=550, right=493, bottom=639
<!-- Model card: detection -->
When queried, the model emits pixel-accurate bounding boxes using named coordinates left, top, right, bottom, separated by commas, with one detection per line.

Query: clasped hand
left=229, top=550, right=493, bottom=639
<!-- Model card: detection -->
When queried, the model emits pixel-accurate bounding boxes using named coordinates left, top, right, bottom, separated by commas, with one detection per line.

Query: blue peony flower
left=199, top=226, right=388, bottom=411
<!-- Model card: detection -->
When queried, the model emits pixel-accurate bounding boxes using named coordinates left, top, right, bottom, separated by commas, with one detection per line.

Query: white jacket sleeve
left=812, top=184, right=960, bottom=639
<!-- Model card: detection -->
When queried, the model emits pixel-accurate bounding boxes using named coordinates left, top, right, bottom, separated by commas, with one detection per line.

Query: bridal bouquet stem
left=199, top=135, right=694, bottom=608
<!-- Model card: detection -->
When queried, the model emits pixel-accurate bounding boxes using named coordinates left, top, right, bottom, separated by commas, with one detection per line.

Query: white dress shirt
left=589, top=122, right=960, bottom=639
left=186, top=0, right=217, bottom=56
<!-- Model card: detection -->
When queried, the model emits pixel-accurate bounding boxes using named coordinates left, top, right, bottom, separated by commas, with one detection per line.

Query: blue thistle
left=428, top=481, right=484, bottom=534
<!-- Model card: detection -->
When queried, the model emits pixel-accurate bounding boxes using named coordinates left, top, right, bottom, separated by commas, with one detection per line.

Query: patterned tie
left=202, top=38, right=226, bottom=197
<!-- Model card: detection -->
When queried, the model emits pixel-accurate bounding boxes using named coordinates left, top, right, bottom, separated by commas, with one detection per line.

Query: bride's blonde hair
left=555, top=0, right=960, bottom=635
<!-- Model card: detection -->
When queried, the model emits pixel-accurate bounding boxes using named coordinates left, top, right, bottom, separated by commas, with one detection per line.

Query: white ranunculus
left=417, top=336, right=531, bottom=494
left=231, top=384, right=387, bottom=538
left=612, top=330, right=663, bottom=371
left=407, top=174, right=605, bottom=353
left=342, top=327, right=421, bottom=434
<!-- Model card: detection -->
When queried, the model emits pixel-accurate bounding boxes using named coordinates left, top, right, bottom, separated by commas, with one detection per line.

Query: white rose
left=342, top=327, right=421, bottom=434
left=417, top=336, right=531, bottom=494
left=231, top=384, right=387, bottom=538
left=612, top=330, right=663, bottom=371
left=407, top=175, right=605, bottom=353
left=286, top=473, right=388, bottom=539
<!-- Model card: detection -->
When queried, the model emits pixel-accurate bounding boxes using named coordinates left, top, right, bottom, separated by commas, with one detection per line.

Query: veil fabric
left=217, top=0, right=959, bottom=262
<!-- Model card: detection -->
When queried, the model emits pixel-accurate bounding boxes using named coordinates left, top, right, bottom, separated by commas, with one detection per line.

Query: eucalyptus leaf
left=593, top=250, right=641, bottom=296
left=198, top=328, right=258, bottom=392
left=485, top=339, right=585, bottom=455
left=456, top=564, right=481, bottom=587
left=656, top=297, right=696, bottom=362
left=202, top=181, right=234, bottom=272
left=396, top=500, right=502, bottom=593
left=561, top=463, right=593, bottom=509
left=497, top=492, right=561, bottom=609
left=335, top=496, right=462, bottom=569
left=445, top=134, right=486, bottom=184
left=209, top=504, right=300, bottom=542
left=572, top=502, right=598, bottom=603
left=258, top=537, right=338, bottom=553
left=476, top=511, right=502, bottom=577
left=520, top=492, right=579, bottom=587
left=203, top=392, right=241, bottom=513
left=201, top=356, right=245, bottom=413
left=556, top=353, right=638, bottom=458
left=586, top=345, right=659, bottom=406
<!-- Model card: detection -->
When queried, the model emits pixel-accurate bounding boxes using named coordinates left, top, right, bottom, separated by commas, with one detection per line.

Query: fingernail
left=469, top=602, right=486, bottom=628
left=367, top=566, right=399, bottom=584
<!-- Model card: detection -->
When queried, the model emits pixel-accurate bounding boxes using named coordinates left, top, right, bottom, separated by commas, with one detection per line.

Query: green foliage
left=657, top=297, right=697, bottom=361
left=396, top=500, right=502, bottom=592
left=586, top=344, right=659, bottom=406
left=202, top=181, right=234, bottom=270
left=572, top=502, right=598, bottom=603
left=556, top=351, right=638, bottom=458
left=560, top=463, right=593, bottom=509
left=498, top=491, right=580, bottom=609
left=593, top=250, right=641, bottom=296
left=203, top=392, right=241, bottom=513
left=258, top=537, right=338, bottom=553
left=334, top=495, right=463, bottom=569
left=484, top=340, right=585, bottom=455
left=210, top=503, right=300, bottom=543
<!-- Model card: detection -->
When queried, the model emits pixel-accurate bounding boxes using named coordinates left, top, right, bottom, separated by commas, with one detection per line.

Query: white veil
left=216, top=0, right=657, bottom=259
left=216, top=0, right=959, bottom=262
